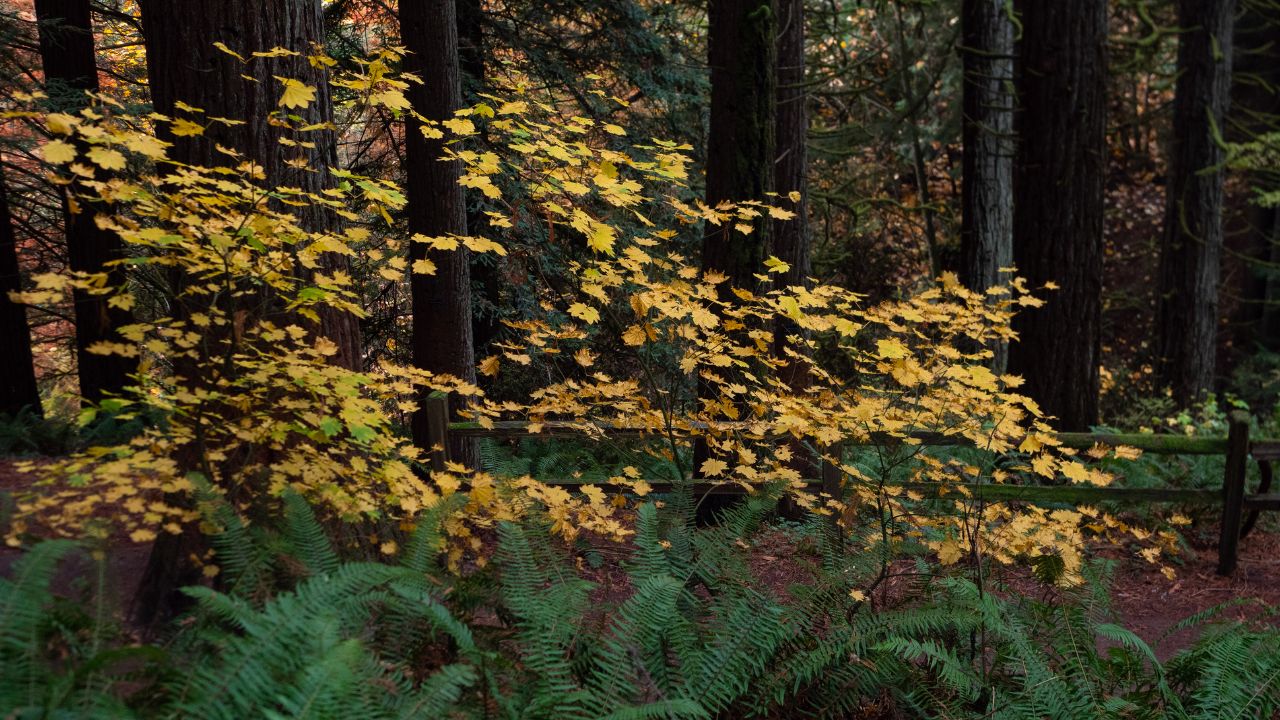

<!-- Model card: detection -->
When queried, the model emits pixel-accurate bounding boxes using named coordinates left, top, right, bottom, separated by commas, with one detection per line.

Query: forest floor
left=3, top=458, right=1280, bottom=661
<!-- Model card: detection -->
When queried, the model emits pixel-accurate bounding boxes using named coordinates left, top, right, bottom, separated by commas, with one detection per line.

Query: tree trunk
left=138, top=0, right=362, bottom=370
left=1229, top=2, right=1279, bottom=353
left=1155, top=0, right=1236, bottom=406
left=695, top=0, right=775, bottom=502
left=771, top=0, right=813, bottom=506
left=133, top=0, right=359, bottom=629
left=770, top=0, right=809, bottom=299
left=0, top=166, right=41, bottom=417
left=455, top=0, right=501, bottom=368
left=400, top=0, right=477, bottom=469
left=1007, top=0, right=1107, bottom=431
left=35, top=0, right=136, bottom=405
left=702, top=0, right=776, bottom=296
left=959, top=0, right=1015, bottom=374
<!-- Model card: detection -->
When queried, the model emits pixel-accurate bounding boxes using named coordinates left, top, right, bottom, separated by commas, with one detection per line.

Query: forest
left=1, top=0, right=1280, bottom=717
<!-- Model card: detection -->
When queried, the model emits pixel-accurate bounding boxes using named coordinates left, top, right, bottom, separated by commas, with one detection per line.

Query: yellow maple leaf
left=700, top=458, right=729, bottom=477
left=42, top=140, right=76, bottom=165
left=276, top=77, right=317, bottom=109
left=568, top=303, right=600, bottom=324
left=170, top=118, right=205, bottom=137
left=411, top=258, right=437, bottom=275
left=764, top=255, right=791, bottom=274
left=86, top=146, right=126, bottom=170
left=937, top=538, right=963, bottom=565
left=875, top=338, right=909, bottom=360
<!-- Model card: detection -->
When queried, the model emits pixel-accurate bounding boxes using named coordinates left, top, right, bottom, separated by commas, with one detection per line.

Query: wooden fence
left=425, top=394, right=1276, bottom=576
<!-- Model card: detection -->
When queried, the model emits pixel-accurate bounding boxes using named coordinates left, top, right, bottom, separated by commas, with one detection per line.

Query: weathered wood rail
left=426, top=394, right=1275, bottom=576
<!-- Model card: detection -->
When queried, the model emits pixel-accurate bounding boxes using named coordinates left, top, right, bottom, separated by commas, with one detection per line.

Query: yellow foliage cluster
left=3, top=51, right=1168, bottom=583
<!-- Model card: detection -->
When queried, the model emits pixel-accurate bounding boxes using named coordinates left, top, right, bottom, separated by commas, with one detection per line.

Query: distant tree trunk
left=771, top=0, right=808, bottom=299
left=1230, top=1, right=1278, bottom=354
left=400, top=0, right=477, bottom=469
left=138, top=0, right=362, bottom=370
left=702, top=0, right=776, bottom=296
left=35, top=0, right=135, bottom=404
left=771, top=0, right=813, bottom=503
left=771, top=0, right=809, bottom=377
left=1155, top=0, right=1236, bottom=406
left=1008, top=0, right=1107, bottom=431
left=959, top=0, right=1015, bottom=374
left=455, top=0, right=501, bottom=368
left=0, top=166, right=41, bottom=417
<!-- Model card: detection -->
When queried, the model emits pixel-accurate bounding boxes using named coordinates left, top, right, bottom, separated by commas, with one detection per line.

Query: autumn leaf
left=875, top=338, right=909, bottom=360
left=87, top=146, right=126, bottom=170
left=700, top=458, right=729, bottom=477
left=568, top=303, right=600, bottom=324
left=276, top=77, right=317, bottom=109
left=764, top=255, right=791, bottom=274
left=42, top=140, right=76, bottom=165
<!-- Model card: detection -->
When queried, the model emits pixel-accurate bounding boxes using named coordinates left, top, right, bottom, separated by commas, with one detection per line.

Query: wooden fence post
left=425, top=391, right=451, bottom=474
left=1218, top=411, right=1251, bottom=576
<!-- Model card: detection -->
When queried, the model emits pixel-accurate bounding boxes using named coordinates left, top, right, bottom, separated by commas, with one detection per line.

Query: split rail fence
left=425, top=393, right=1277, bottom=576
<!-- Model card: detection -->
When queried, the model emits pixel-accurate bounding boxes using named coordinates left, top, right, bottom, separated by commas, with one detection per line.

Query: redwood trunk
left=959, top=0, right=1015, bottom=374
left=139, top=0, right=362, bottom=370
left=35, top=0, right=136, bottom=404
left=400, top=0, right=477, bottom=468
left=770, top=0, right=810, bottom=384
left=702, top=0, right=776, bottom=296
left=0, top=166, right=41, bottom=417
left=1007, top=0, right=1107, bottom=431
left=134, top=0, right=359, bottom=628
left=1156, top=0, right=1236, bottom=405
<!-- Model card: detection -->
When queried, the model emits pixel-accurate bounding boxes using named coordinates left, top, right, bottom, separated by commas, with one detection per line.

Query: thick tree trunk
left=138, top=0, right=362, bottom=371
left=702, top=0, right=776, bottom=296
left=1007, top=0, right=1107, bottom=431
left=0, top=166, right=41, bottom=417
left=1155, top=0, right=1235, bottom=406
left=35, top=0, right=135, bottom=405
left=959, top=0, right=1015, bottom=374
left=400, top=0, right=477, bottom=469
left=695, top=0, right=775, bottom=502
left=134, top=0, right=359, bottom=629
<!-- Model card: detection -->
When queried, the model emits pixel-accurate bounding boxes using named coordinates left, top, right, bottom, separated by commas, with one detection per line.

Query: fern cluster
left=4, top=492, right=1280, bottom=718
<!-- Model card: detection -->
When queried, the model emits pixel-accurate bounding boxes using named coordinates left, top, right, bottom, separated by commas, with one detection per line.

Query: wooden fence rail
left=425, top=394, right=1274, bottom=576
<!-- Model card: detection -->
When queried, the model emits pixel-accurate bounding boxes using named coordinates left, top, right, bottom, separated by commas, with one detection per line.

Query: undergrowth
left=3, top=490, right=1280, bottom=719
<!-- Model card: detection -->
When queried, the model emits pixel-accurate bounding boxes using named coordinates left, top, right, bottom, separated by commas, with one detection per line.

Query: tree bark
left=454, top=0, right=502, bottom=367
left=770, top=0, right=809, bottom=384
left=702, top=0, right=776, bottom=297
left=1155, top=0, right=1236, bottom=406
left=138, top=0, right=362, bottom=370
left=1007, top=0, right=1107, bottom=431
left=134, top=0, right=360, bottom=629
left=400, top=0, right=477, bottom=469
left=0, top=165, right=41, bottom=417
left=1229, top=1, right=1278, bottom=353
left=35, top=0, right=136, bottom=404
left=959, top=0, right=1015, bottom=374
